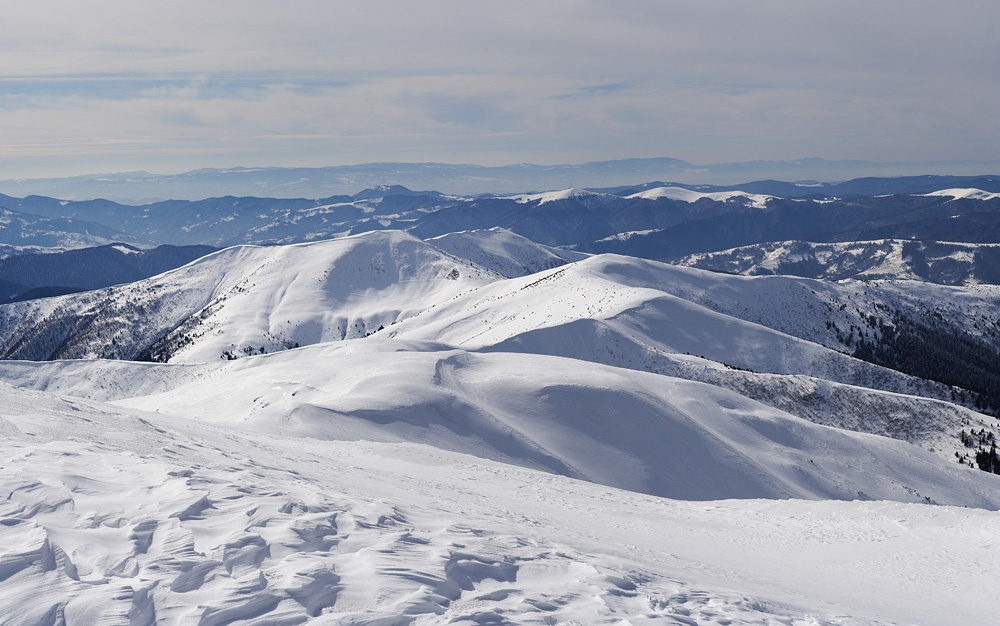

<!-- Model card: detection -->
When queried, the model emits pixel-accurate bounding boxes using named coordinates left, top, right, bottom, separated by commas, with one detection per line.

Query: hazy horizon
left=2, top=1, right=998, bottom=179
left=9, top=155, right=1000, bottom=182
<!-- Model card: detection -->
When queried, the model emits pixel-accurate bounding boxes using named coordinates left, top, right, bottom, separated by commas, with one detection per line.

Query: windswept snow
left=3, top=341, right=993, bottom=505
left=1, top=380, right=1000, bottom=625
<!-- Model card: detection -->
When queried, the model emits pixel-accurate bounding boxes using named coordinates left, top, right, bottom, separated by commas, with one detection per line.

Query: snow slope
left=507, top=188, right=613, bottom=205
left=387, top=255, right=956, bottom=395
left=2, top=380, right=1000, bottom=625
left=627, top=185, right=774, bottom=208
left=0, top=231, right=499, bottom=363
left=545, top=255, right=1000, bottom=360
left=672, top=238, right=1000, bottom=285
left=2, top=230, right=998, bottom=462
left=427, top=228, right=588, bottom=278
left=0, top=340, right=994, bottom=507
left=923, top=187, right=1000, bottom=200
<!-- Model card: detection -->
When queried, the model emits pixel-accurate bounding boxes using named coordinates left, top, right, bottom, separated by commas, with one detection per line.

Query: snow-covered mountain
left=3, top=228, right=999, bottom=455
left=427, top=228, right=588, bottom=278
left=4, top=228, right=1000, bottom=424
left=9, top=180, right=1000, bottom=272
left=4, top=227, right=1000, bottom=624
left=0, top=231, right=499, bottom=362
left=0, top=206, right=147, bottom=254
left=672, top=239, right=1000, bottom=285
left=385, top=252, right=1000, bottom=393
left=627, top=185, right=774, bottom=207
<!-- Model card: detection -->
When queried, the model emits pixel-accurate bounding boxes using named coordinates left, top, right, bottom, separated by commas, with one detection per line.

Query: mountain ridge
left=3, top=158, right=999, bottom=201
left=8, top=181, right=1000, bottom=277
left=671, top=239, right=1000, bottom=285
left=3, top=228, right=999, bottom=470
left=0, top=243, right=217, bottom=303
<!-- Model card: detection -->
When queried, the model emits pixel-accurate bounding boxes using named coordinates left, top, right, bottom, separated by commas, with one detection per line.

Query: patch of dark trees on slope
left=847, top=310, right=1000, bottom=417
left=958, top=429, right=1000, bottom=474
left=839, top=308, right=1000, bottom=474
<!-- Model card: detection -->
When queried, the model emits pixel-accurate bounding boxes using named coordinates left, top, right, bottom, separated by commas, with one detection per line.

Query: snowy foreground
left=4, top=381, right=1000, bottom=626
left=3, top=229, right=1000, bottom=624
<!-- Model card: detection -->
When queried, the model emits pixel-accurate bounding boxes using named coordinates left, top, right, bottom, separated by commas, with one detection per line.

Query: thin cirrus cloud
left=0, top=74, right=369, bottom=115
left=0, top=0, right=998, bottom=178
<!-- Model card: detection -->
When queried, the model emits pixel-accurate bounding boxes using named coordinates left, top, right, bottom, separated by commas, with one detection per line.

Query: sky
left=1, top=0, right=998, bottom=179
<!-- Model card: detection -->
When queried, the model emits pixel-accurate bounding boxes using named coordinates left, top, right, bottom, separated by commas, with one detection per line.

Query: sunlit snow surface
left=627, top=186, right=774, bottom=208
left=3, top=229, right=1000, bottom=624
left=507, top=188, right=611, bottom=205
left=922, top=188, right=1000, bottom=201
left=3, top=381, right=1000, bottom=626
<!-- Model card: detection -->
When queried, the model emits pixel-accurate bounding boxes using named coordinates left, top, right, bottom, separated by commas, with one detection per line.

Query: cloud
left=0, top=1, right=998, bottom=177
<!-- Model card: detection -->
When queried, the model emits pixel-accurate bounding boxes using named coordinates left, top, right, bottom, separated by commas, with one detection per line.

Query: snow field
left=2, top=382, right=1000, bottom=625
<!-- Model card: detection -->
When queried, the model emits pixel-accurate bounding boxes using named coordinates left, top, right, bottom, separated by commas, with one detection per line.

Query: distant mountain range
left=671, top=239, right=1000, bottom=286
left=0, top=205, right=146, bottom=255
left=3, top=177, right=1000, bottom=255
left=576, top=185, right=1000, bottom=259
left=2, top=158, right=999, bottom=202
left=8, top=178, right=1000, bottom=292
left=0, top=243, right=217, bottom=304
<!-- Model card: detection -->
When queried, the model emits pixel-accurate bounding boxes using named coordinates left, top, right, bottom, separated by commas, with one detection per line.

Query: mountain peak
left=351, top=184, right=419, bottom=200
